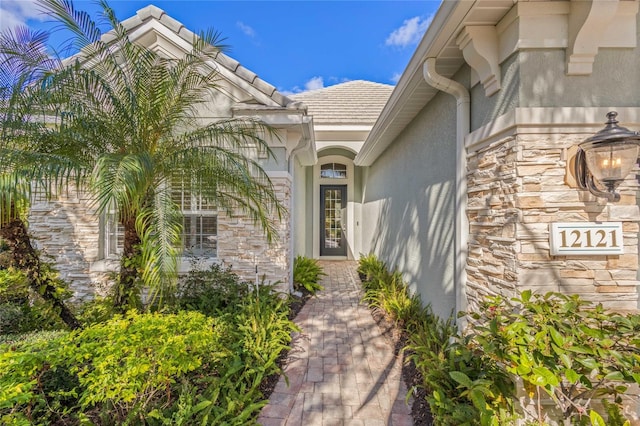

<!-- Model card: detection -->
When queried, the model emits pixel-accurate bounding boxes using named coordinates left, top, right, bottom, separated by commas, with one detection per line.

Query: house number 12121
left=549, top=222, right=624, bottom=256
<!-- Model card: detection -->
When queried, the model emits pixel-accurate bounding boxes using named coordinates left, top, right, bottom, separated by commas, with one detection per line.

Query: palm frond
left=90, top=152, right=155, bottom=220
left=136, top=185, right=182, bottom=305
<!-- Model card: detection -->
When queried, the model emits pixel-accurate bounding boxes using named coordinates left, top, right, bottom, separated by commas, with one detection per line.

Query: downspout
left=423, top=57, right=470, bottom=320
left=287, top=117, right=313, bottom=295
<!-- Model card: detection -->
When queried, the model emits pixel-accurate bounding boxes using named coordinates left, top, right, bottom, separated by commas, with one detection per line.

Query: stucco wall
left=471, top=53, right=520, bottom=131
left=518, top=49, right=640, bottom=109
left=361, top=90, right=457, bottom=319
left=292, top=157, right=308, bottom=257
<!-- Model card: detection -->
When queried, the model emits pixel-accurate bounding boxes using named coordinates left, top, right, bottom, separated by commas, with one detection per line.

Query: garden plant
left=292, top=255, right=326, bottom=295
left=0, top=265, right=298, bottom=425
left=357, top=253, right=640, bottom=426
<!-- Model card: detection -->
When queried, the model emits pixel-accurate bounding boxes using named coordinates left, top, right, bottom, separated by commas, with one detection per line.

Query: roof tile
left=290, top=80, right=393, bottom=125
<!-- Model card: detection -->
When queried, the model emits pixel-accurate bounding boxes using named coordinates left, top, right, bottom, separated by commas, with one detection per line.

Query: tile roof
left=121, top=5, right=300, bottom=110
left=290, top=80, right=394, bottom=125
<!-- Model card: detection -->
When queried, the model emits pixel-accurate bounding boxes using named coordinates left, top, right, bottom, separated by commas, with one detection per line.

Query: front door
left=320, top=185, right=347, bottom=256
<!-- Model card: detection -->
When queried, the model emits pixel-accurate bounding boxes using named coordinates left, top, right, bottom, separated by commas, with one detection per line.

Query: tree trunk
left=112, top=215, right=142, bottom=312
left=0, top=218, right=81, bottom=330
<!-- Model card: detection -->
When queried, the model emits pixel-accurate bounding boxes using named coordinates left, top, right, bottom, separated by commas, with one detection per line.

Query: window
left=101, top=179, right=217, bottom=258
left=320, top=163, right=347, bottom=179
left=172, top=175, right=218, bottom=256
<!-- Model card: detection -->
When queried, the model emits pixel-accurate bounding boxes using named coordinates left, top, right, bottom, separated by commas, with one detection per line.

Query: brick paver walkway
left=258, top=261, right=413, bottom=426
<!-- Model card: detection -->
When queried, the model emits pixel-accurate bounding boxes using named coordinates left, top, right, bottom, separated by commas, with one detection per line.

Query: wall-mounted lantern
left=575, top=111, right=640, bottom=202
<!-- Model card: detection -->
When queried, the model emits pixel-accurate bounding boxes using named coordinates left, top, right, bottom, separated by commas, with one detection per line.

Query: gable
left=119, top=5, right=297, bottom=112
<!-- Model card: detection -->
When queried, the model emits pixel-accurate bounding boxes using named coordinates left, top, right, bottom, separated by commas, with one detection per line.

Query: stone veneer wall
left=29, top=190, right=107, bottom=301
left=467, top=133, right=640, bottom=312
left=26, top=177, right=292, bottom=300
left=216, top=176, right=291, bottom=293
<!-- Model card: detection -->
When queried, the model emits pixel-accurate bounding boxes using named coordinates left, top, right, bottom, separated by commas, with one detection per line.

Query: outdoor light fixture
left=575, top=111, right=640, bottom=202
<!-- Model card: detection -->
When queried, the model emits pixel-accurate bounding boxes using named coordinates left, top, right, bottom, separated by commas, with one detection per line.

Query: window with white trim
left=101, top=178, right=217, bottom=258
left=320, top=163, right=347, bottom=179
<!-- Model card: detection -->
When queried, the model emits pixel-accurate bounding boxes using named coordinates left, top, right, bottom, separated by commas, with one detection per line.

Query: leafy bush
left=470, top=290, right=640, bottom=425
left=363, top=270, right=423, bottom=329
left=0, top=267, right=66, bottom=334
left=407, top=308, right=516, bottom=425
left=0, top=330, right=74, bottom=425
left=175, top=263, right=252, bottom=316
left=0, top=268, right=28, bottom=303
left=357, top=252, right=389, bottom=291
left=75, top=296, right=117, bottom=326
left=1, top=273, right=299, bottom=425
left=293, top=256, right=325, bottom=294
left=358, top=255, right=640, bottom=425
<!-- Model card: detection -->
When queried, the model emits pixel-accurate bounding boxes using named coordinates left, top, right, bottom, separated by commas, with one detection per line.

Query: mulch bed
left=369, top=306, right=433, bottom=426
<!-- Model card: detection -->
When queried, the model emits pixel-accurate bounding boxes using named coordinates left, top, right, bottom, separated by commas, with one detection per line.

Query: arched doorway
left=313, top=151, right=357, bottom=259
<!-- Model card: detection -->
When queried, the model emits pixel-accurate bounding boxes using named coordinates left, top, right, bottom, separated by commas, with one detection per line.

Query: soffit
left=355, top=0, right=516, bottom=166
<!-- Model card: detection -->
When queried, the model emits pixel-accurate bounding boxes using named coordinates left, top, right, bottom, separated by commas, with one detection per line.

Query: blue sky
left=0, top=1, right=441, bottom=94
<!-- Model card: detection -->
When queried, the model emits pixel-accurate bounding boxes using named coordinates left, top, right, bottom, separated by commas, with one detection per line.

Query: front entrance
left=320, top=185, right=347, bottom=256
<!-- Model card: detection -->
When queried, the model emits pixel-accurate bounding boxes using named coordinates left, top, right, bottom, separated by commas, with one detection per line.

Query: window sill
left=90, top=256, right=220, bottom=274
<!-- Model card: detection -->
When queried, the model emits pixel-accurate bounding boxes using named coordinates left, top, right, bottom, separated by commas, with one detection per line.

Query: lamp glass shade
left=584, top=143, right=639, bottom=184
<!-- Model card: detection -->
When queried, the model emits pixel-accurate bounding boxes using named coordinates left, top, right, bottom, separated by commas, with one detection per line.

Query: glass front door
left=320, top=185, right=347, bottom=256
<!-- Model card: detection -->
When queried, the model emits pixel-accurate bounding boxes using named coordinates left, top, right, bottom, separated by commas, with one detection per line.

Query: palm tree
left=37, top=0, right=286, bottom=310
left=0, top=27, right=81, bottom=329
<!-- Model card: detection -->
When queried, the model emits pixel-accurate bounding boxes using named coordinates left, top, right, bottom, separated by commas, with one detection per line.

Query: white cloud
left=0, top=0, right=45, bottom=32
left=385, top=15, right=432, bottom=48
left=236, top=21, right=256, bottom=38
left=304, top=76, right=324, bottom=91
left=390, top=72, right=402, bottom=84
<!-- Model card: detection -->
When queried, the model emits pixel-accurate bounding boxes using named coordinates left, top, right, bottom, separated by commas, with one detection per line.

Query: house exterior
left=27, top=0, right=640, bottom=321
left=28, top=5, right=318, bottom=299
left=354, top=0, right=640, bottom=318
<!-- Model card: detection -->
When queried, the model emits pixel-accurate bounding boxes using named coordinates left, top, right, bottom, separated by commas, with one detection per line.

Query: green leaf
left=589, top=410, right=606, bottom=426
left=516, top=364, right=531, bottom=376
left=559, top=353, right=572, bottom=369
left=549, top=327, right=564, bottom=347
left=449, top=371, right=474, bottom=389
left=532, top=366, right=560, bottom=387
left=604, top=371, right=624, bottom=381
left=469, top=389, right=487, bottom=410
left=579, top=358, right=599, bottom=370
left=565, top=368, right=580, bottom=384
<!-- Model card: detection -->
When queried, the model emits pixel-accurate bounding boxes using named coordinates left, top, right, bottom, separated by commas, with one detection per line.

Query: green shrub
left=360, top=254, right=515, bottom=425
left=175, top=263, right=252, bottom=316
left=363, top=270, right=423, bottom=329
left=1, top=282, right=299, bottom=425
left=407, top=308, right=516, bottom=425
left=0, top=330, right=74, bottom=425
left=0, top=268, right=28, bottom=303
left=293, top=256, right=326, bottom=294
left=75, top=296, right=117, bottom=326
left=359, top=254, right=640, bottom=426
left=470, top=290, right=640, bottom=425
left=0, top=268, right=67, bottom=334
left=357, top=253, right=392, bottom=292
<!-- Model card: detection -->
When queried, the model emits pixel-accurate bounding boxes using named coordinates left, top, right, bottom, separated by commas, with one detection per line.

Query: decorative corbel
left=456, top=26, right=501, bottom=97
left=566, top=0, right=619, bottom=75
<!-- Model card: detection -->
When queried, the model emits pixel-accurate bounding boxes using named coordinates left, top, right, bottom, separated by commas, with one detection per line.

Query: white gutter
left=423, top=57, right=470, bottom=319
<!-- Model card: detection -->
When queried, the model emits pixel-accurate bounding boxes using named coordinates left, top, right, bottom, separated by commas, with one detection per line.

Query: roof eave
left=354, top=0, right=474, bottom=166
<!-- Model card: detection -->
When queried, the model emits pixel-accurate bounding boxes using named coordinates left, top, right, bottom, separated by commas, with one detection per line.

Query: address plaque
left=549, top=222, right=623, bottom=256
